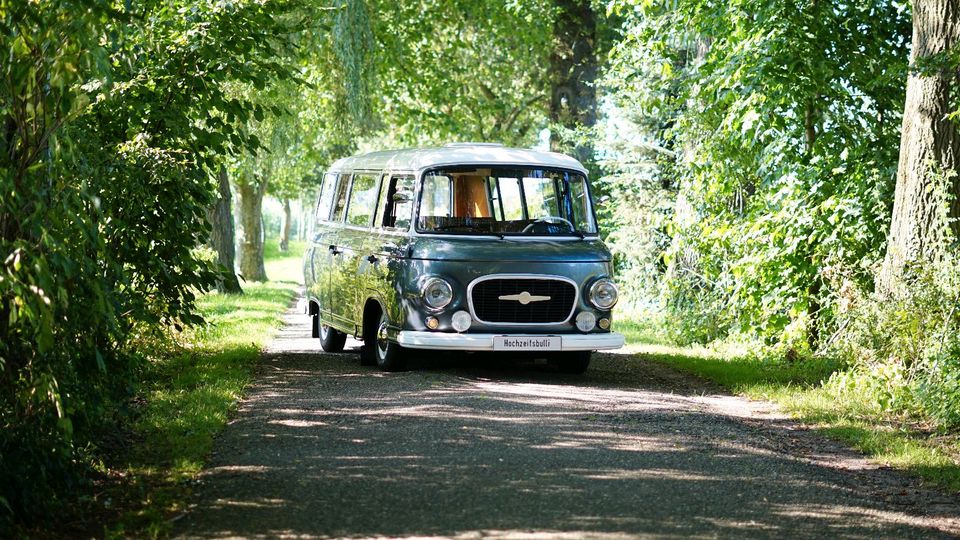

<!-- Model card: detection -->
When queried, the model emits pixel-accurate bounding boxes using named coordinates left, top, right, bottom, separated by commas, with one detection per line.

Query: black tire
left=318, top=321, right=347, bottom=353
left=553, top=351, right=591, bottom=374
left=374, top=311, right=407, bottom=372
left=311, top=313, right=320, bottom=338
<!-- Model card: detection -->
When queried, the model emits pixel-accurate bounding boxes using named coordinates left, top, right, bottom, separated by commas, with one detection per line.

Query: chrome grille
left=470, top=277, right=576, bottom=324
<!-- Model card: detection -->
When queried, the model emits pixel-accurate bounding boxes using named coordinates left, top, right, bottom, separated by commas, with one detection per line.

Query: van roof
left=328, top=144, right=588, bottom=175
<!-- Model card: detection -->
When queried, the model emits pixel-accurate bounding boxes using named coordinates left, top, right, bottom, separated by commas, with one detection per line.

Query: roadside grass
left=264, top=239, right=306, bottom=283
left=110, top=239, right=305, bottom=537
left=614, top=316, right=669, bottom=346
left=624, top=330, right=960, bottom=493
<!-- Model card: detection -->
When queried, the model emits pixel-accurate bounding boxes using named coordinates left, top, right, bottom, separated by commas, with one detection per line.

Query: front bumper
left=396, top=331, right=625, bottom=351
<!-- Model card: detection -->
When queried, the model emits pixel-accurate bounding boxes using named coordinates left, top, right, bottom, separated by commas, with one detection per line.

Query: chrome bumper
left=395, top=331, right=625, bottom=351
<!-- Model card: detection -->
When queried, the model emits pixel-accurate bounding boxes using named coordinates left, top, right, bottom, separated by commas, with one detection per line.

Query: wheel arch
left=360, top=297, right=385, bottom=341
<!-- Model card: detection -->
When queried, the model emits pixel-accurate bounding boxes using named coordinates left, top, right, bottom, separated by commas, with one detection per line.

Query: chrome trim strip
left=396, top=331, right=624, bottom=351
left=466, top=273, right=578, bottom=326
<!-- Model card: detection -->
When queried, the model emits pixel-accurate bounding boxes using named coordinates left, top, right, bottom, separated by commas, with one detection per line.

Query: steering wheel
left=522, top=216, right=575, bottom=233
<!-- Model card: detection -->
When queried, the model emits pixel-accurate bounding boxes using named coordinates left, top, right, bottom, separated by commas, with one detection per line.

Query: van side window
left=566, top=172, right=595, bottom=233
left=332, top=174, right=351, bottom=222
left=315, top=173, right=337, bottom=225
left=392, top=176, right=415, bottom=229
left=376, top=175, right=415, bottom=229
left=346, top=172, right=380, bottom=227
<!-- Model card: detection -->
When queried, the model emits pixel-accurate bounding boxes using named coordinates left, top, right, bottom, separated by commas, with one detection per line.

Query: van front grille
left=470, top=277, right=576, bottom=324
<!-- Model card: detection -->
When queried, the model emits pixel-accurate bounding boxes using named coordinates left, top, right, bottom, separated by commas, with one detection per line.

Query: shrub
left=825, top=252, right=960, bottom=430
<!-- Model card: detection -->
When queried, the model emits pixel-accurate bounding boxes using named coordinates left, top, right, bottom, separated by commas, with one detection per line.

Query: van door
left=321, top=173, right=352, bottom=329
left=365, top=174, right=415, bottom=326
left=308, top=172, right=339, bottom=317
left=331, top=171, right=381, bottom=330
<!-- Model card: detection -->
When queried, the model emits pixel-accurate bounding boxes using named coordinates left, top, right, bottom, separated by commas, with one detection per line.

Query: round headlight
left=421, top=277, right=453, bottom=310
left=589, top=278, right=619, bottom=310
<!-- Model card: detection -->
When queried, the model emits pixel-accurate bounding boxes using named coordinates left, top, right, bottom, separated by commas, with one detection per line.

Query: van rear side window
left=332, top=174, right=351, bottom=222
left=346, top=173, right=380, bottom=227
left=315, top=173, right=337, bottom=223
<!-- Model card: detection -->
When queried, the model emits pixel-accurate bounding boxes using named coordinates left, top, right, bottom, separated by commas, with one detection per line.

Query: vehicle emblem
left=498, top=291, right=551, bottom=305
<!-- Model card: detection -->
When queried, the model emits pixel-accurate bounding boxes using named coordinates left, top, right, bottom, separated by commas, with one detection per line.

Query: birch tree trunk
left=279, top=198, right=292, bottom=252
left=877, top=0, right=960, bottom=295
left=207, top=167, right=243, bottom=293
left=804, top=99, right=823, bottom=349
left=300, top=197, right=311, bottom=241
left=237, top=176, right=268, bottom=282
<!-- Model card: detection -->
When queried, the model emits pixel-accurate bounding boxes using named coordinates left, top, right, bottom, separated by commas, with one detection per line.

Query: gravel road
left=176, top=304, right=960, bottom=539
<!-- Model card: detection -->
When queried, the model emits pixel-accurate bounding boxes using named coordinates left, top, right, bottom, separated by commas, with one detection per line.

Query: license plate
left=493, top=336, right=561, bottom=351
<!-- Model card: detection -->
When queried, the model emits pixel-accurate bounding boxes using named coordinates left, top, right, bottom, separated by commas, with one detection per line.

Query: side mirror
left=392, top=191, right=412, bottom=203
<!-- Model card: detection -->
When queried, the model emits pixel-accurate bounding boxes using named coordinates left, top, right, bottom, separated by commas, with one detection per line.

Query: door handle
left=366, top=254, right=378, bottom=264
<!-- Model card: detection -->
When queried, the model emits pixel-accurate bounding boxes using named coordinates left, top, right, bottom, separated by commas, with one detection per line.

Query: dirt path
left=176, top=304, right=960, bottom=539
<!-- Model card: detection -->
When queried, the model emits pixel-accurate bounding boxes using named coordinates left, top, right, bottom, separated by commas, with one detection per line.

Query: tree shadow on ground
left=176, top=323, right=959, bottom=539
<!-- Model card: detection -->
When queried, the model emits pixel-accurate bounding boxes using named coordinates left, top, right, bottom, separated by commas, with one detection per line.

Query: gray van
left=304, top=143, right=624, bottom=372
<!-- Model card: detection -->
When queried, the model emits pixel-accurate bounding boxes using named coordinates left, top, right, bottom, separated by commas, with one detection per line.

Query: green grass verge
left=630, top=339, right=960, bottom=493
left=614, top=316, right=669, bottom=346
left=110, top=239, right=305, bottom=537
left=264, top=239, right=306, bottom=284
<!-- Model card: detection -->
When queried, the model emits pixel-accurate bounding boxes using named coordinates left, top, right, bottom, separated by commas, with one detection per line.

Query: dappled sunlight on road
left=177, top=307, right=960, bottom=539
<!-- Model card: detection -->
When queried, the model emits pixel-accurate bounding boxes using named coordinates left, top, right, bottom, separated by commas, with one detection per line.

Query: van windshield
left=416, top=167, right=597, bottom=236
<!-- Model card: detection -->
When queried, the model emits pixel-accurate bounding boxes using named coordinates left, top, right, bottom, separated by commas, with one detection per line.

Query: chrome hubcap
left=376, top=320, right=389, bottom=358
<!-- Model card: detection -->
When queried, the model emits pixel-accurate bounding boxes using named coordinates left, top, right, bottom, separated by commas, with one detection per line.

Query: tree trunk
left=301, top=196, right=312, bottom=241
left=237, top=177, right=268, bottom=282
left=877, top=0, right=960, bottom=295
left=279, top=198, right=292, bottom=252
left=549, top=0, right=597, bottom=165
left=207, top=167, right=243, bottom=294
left=296, top=198, right=305, bottom=241
left=298, top=206, right=304, bottom=241
left=804, top=100, right=823, bottom=350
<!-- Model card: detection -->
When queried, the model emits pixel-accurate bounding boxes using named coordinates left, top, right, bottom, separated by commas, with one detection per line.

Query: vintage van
left=304, top=143, right=624, bottom=372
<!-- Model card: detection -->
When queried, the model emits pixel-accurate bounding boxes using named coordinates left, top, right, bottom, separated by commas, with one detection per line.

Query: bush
left=825, top=254, right=960, bottom=430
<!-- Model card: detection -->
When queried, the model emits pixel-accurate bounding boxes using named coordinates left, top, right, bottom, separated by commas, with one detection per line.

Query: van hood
left=407, top=236, right=611, bottom=263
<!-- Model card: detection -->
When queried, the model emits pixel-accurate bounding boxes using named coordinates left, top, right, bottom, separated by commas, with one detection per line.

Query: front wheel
left=374, top=311, right=407, bottom=372
left=552, top=351, right=591, bottom=374
left=318, top=321, right=347, bottom=353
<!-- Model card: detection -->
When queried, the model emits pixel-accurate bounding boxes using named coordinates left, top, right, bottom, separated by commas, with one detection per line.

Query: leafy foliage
left=371, top=0, right=556, bottom=145
left=601, top=0, right=911, bottom=347
left=0, top=0, right=307, bottom=529
left=601, top=0, right=960, bottom=436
